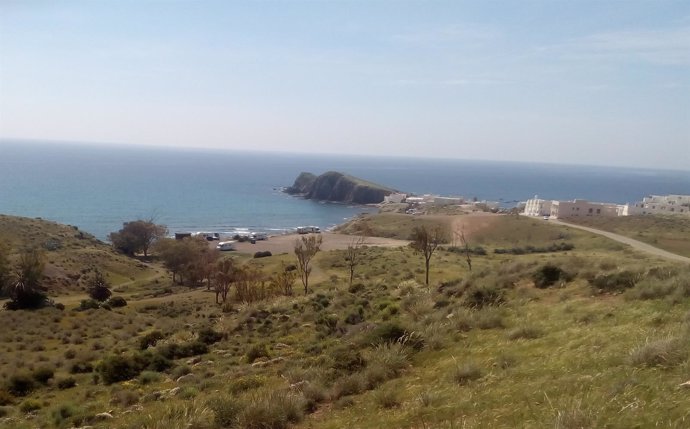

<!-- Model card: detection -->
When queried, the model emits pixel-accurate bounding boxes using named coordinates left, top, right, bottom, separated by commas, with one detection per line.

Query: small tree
left=270, top=262, right=297, bottom=296
left=5, top=248, right=47, bottom=309
left=86, top=269, right=112, bottom=302
left=344, top=235, right=366, bottom=288
left=411, top=225, right=446, bottom=286
left=109, top=219, right=167, bottom=257
left=214, top=258, right=235, bottom=304
left=294, top=235, right=323, bottom=295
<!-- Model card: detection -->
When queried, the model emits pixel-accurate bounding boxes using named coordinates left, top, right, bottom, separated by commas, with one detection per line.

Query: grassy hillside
left=566, top=215, right=690, bottom=257
left=0, top=215, right=164, bottom=296
left=1, top=214, right=689, bottom=428
left=335, top=213, right=453, bottom=241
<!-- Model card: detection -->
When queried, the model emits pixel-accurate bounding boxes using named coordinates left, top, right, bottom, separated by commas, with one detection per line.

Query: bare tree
left=410, top=225, right=446, bottom=286
left=344, top=235, right=366, bottom=288
left=294, top=234, right=323, bottom=295
left=455, top=228, right=472, bottom=272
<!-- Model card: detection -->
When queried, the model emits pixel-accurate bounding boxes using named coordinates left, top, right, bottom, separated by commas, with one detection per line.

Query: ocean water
left=1, top=140, right=689, bottom=240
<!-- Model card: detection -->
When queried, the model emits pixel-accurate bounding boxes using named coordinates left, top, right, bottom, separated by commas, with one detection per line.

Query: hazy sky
left=1, top=1, right=688, bottom=169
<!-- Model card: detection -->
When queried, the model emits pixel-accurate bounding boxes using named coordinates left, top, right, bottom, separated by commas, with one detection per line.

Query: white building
left=628, top=195, right=690, bottom=216
left=524, top=196, right=553, bottom=217
left=433, top=196, right=464, bottom=206
left=550, top=199, right=621, bottom=218
left=383, top=193, right=407, bottom=204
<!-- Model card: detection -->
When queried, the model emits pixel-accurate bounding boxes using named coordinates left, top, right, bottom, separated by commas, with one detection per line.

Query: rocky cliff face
left=285, top=171, right=395, bottom=204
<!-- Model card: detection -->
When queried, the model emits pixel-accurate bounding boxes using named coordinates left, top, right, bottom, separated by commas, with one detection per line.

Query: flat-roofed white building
left=383, top=193, right=407, bottom=204
left=629, top=195, right=690, bottom=216
left=550, top=199, right=621, bottom=218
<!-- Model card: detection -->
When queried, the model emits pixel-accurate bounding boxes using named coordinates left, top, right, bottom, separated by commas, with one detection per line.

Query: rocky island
left=285, top=171, right=396, bottom=204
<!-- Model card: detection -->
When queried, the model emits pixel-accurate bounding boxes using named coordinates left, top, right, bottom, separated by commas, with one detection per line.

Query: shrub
left=98, top=355, right=143, bottom=384
left=330, top=346, right=366, bottom=374
left=239, top=390, right=305, bottom=429
left=507, top=326, right=543, bottom=340
left=86, top=270, right=112, bottom=302
left=374, top=388, right=400, bottom=409
left=158, top=341, right=209, bottom=360
left=108, top=296, right=128, bottom=307
left=32, top=366, right=55, bottom=385
left=6, top=373, right=35, bottom=396
left=0, top=406, right=9, bottom=418
left=50, top=403, right=84, bottom=428
left=209, top=396, right=241, bottom=427
left=629, top=337, right=688, bottom=368
left=589, top=271, right=641, bottom=292
left=19, top=399, right=42, bottom=413
left=452, top=362, right=483, bottom=385
left=533, top=264, right=565, bottom=288
left=463, top=284, right=505, bottom=309
left=138, top=371, right=162, bottom=385
left=139, top=330, right=165, bottom=350
left=229, top=375, right=264, bottom=395
left=69, top=361, right=94, bottom=374
left=54, top=302, right=65, bottom=311
left=348, top=283, right=365, bottom=294
left=77, top=299, right=101, bottom=311
left=198, top=327, right=224, bottom=345
left=246, top=344, right=269, bottom=363
left=365, top=322, right=407, bottom=345
left=332, top=373, right=366, bottom=398
left=253, top=251, right=272, bottom=258
left=56, top=377, right=77, bottom=390
left=0, top=389, right=14, bottom=406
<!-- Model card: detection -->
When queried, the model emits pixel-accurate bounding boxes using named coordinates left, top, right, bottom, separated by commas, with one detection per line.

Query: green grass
left=1, top=213, right=690, bottom=428
left=566, top=215, right=690, bottom=257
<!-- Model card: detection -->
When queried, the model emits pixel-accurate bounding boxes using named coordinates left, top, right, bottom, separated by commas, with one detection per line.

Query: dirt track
left=230, top=232, right=410, bottom=255
left=552, top=219, right=690, bottom=264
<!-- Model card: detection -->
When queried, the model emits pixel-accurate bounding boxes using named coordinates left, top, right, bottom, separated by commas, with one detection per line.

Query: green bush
left=253, top=251, right=272, bottom=258
left=209, top=396, right=241, bottom=427
left=589, top=271, right=641, bottom=292
left=0, top=406, right=9, bottom=418
left=629, top=337, right=688, bottom=368
left=198, top=327, right=224, bottom=345
left=330, top=346, right=366, bottom=374
left=76, top=299, right=100, bottom=311
left=138, top=371, right=162, bottom=385
left=533, top=264, right=565, bottom=288
left=56, top=377, right=77, bottom=390
left=6, top=373, right=35, bottom=396
left=139, top=330, right=165, bottom=350
left=229, top=375, right=264, bottom=395
left=158, top=341, right=209, bottom=360
left=98, top=355, right=143, bottom=384
left=463, top=284, right=505, bottom=309
left=32, top=366, right=55, bottom=385
left=0, top=389, right=14, bottom=406
left=69, top=361, right=94, bottom=374
left=246, top=344, right=269, bottom=363
left=19, top=399, right=41, bottom=413
left=107, top=296, right=128, bottom=307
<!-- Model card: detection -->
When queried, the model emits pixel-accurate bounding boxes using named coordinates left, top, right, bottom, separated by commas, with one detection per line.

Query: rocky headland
left=285, top=171, right=396, bottom=204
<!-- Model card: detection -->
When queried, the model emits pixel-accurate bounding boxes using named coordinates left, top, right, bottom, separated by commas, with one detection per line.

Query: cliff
left=285, top=171, right=395, bottom=204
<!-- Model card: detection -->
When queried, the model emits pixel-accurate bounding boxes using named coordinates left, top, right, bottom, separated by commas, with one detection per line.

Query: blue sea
left=1, top=140, right=689, bottom=241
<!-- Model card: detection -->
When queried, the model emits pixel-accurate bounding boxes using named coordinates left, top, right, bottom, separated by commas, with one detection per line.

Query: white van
left=216, top=241, right=236, bottom=251
left=250, top=232, right=268, bottom=241
left=297, top=226, right=320, bottom=234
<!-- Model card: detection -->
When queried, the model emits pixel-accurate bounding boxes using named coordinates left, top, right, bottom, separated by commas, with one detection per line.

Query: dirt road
left=230, top=232, right=410, bottom=255
left=551, top=219, right=690, bottom=264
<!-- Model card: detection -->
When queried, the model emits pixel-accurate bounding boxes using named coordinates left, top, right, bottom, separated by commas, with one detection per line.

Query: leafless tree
left=411, top=225, right=446, bottom=286
left=214, top=258, right=235, bottom=304
left=344, top=235, right=366, bottom=287
left=294, top=234, right=323, bottom=295
left=270, top=262, right=297, bottom=296
left=455, top=228, right=472, bottom=272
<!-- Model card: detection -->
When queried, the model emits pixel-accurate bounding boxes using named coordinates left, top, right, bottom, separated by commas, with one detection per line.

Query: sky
left=0, top=0, right=689, bottom=169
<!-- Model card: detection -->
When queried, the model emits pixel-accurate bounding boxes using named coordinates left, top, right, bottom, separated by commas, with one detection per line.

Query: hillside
left=285, top=171, right=396, bottom=204
left=0, top=214, right=162, bottom=296
left=1, top=214, right=690, bottom=428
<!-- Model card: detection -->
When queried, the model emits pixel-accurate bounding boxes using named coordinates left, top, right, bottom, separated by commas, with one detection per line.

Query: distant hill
left=0, top=214, right=159, bottom=296
left=285, top=171, right=396, bottom=204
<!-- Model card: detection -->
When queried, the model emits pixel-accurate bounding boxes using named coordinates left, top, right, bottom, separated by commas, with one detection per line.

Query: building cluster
left=523, top=194, right=690, bottom=219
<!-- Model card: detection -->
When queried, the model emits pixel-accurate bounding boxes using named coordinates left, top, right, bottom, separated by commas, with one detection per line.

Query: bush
left=629, top=337, right=688, bottom=368
left=19, top=399, right=41, bottom=413
left=589, top=271, right=641, bottom=292
left=69, top=361, right=94, bottom=374
left=507, top=326, right=543, bottom=340
left=108, top=296, right=128, bottom=307
left=98, top=355, right=143, bottom=384
left=246, top=344, right=269, bottom=363
left=0, top=389, right=14, bottom=406
left=253, top=251, right=272, bottom=258
left=463, top=284, right=505, bottom=309
left=198, top=327, right=224, bottom=345
left=229, top=375, right=264, bottom=395
left=374, top=388, right=400, bottom=409
left=238, top=390, right=305, bottom=428
left=209, top=396, right=241, bottom=427
left=0, top=406, right=9, bottom=418
left=56, top=377, right=77, bottom=390
left=533, top=264, right=565, bottom=288
left=6, top=373, right=35, bottom=396
left=77, top=299, right=101, bottom=311
left=32, top=367, right=55, bottom=385
left=348, top=283, right=365, bottom=294
left=452, top=362, right=483, bottom=385
left=158, top=341, right=209, bottom=360
left=54, top=302, right=65, bottom=311
left=365, top=322, right=407, bottom=345
left=50, top=403, right=84, bottom=428
left=138, top=371, right=162, bottom=385
left=139, top=330, right=165, bottom=350
left=330, top=346, right=366, bottom=374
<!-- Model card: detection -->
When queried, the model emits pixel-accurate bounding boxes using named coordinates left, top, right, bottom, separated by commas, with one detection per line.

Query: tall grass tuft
left=629, top=337, right=688, bottom=368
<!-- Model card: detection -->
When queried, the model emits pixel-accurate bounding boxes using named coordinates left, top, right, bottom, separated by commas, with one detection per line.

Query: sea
left=1, top=140, right=689, bottom=241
